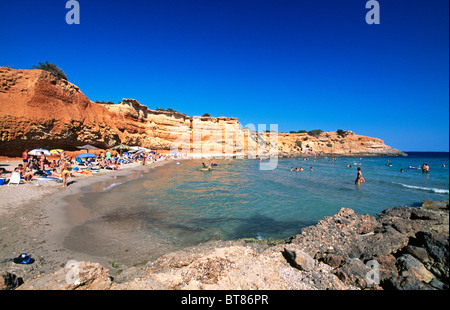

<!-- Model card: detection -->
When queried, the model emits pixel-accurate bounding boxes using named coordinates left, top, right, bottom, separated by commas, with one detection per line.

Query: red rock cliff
left=0, top=67, right=405, bottom=157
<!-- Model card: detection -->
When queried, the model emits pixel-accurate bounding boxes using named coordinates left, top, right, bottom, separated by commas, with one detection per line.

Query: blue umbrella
left=76, top=152, right=97, bottom=159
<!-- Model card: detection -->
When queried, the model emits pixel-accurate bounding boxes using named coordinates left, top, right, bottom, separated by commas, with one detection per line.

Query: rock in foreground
left=14, top=201, right=449, bottom=290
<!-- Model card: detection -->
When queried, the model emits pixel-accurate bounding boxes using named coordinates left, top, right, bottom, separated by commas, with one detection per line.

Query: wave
left=392, top=182, right=449, bottom=194
left=103, top=178, right=135, bottom=191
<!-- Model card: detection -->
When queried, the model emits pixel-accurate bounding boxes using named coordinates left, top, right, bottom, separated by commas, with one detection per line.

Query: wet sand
left=0, top=158, right=172, bottom=282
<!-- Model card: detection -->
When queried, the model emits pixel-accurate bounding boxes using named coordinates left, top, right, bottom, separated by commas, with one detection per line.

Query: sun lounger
left=8, top=171, right=21, bottom=185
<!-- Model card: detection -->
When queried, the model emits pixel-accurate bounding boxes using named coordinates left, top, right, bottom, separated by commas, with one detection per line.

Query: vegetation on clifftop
left=32, top=61, right=67, bottom=80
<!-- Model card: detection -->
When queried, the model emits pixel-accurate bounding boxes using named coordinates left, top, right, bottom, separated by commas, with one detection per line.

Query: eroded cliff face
left=278, top=132, right=406, bottom=157
left=0, top=67, right=405, bottom=157
left=0, top=67, right=121, bottom=156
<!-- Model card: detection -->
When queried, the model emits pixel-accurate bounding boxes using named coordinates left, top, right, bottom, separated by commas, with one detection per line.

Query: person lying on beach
left=0, top=167, right=12, bottom=176
left=50, top=169, right=60, bottom=177
left=109, top=159, right=120, bottom=170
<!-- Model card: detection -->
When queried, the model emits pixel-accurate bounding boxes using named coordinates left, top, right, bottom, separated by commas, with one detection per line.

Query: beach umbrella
left=77, top=144, right=100, bottom=153
left=28, top=148, right=51, bottom=156
left=76, top=152, right=97, bottom=159
left=50, top=149, right=64, bottom=155
left=112, top=144, right=131, bottom=155
left=112, top=144, right=131, bottom=151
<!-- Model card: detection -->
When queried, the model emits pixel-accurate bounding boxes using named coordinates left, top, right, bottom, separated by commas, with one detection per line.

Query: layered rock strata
left=1, top=67, right=405, bottom=157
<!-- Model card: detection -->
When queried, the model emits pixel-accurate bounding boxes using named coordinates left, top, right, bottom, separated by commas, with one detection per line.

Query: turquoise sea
left=67, top=152, right=449, bottom=263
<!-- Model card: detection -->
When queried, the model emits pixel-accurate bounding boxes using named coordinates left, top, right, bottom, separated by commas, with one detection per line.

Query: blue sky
left=0, top=0, right=448, bottom=151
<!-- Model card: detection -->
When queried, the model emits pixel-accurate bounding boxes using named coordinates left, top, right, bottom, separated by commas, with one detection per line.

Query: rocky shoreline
left=2, top=200, right=447, bottom=290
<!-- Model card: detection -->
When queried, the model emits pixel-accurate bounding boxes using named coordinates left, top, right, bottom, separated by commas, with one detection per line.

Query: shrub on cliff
left=337, top=129, right=349, bottom=138
left=156, top=107, right=178, bottom=113
left=32, top=61, right=67, bottom=80
left=307, top=129, right=323, bottom=137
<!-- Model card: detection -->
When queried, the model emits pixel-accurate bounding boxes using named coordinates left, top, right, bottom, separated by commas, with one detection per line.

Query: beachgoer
left=309, top=167, right=313, bottom=171
left=60, top=159, right=70, bottom=187
left=400, top=169, right=404, bottom=173
left=39, top=153, right=47, bottom=171
left=16, top=164, right=34, bottom=183
left=355, top=167, right=365, bottom=184
left=22, top=149, right=29, bottom=164
left=422, top=163, right=430, bottom=173
left=0, top=167, right=11, bottom=177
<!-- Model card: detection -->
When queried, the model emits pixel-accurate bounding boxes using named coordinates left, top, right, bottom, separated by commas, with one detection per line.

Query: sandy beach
left=0, top=157, right=172, bottom=283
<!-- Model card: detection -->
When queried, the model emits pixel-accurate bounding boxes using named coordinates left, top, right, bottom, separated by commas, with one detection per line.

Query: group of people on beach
left=0, top=148, right=169, bottom=187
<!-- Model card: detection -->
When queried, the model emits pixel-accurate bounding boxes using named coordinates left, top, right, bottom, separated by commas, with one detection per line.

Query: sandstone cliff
left=0, top=67, right=405, bottom=157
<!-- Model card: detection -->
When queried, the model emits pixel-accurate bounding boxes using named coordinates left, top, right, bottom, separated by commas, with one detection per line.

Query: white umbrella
left=28, top=148, right=51, bottom=156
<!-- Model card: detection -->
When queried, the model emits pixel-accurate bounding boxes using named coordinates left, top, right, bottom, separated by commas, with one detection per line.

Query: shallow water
left=64, top=153, right=449, bottom=265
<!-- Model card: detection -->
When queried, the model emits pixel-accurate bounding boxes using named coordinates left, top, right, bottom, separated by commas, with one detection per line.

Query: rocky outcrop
left=1, top=67, right=405, bottom=157
left=12, top=201, right=448, bottom=290
left=278, top=131, right=406, bottom=157
left=0, top=67, right=122, bottom=155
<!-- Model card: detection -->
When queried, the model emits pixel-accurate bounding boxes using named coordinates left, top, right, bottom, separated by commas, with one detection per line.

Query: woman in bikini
left=60, top=158, right=71, bottom=187
left=355, top=166, right=365, bottom=184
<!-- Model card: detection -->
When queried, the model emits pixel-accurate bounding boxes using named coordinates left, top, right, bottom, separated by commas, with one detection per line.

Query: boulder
left=18, top=262, right=112, bottom=290
left=396, top=254, right=435, bottom=283
left=334, top=258, right=370, bottom=289
left=0, top=272, right=23, bottom=290
left=282, top=248, right=316, bottom=271
left=382, top=275, right=433, bottom=290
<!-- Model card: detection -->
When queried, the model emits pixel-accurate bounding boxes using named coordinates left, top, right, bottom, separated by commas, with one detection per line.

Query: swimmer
left=355, top=167, right=365, bottom=184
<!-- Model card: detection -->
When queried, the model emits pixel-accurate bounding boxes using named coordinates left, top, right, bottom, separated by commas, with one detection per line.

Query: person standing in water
left=355, top=166, right=365, bottom=184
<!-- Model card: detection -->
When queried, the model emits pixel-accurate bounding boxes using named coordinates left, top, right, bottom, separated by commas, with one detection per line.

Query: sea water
left=65, top=152, right=449, bottom=264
